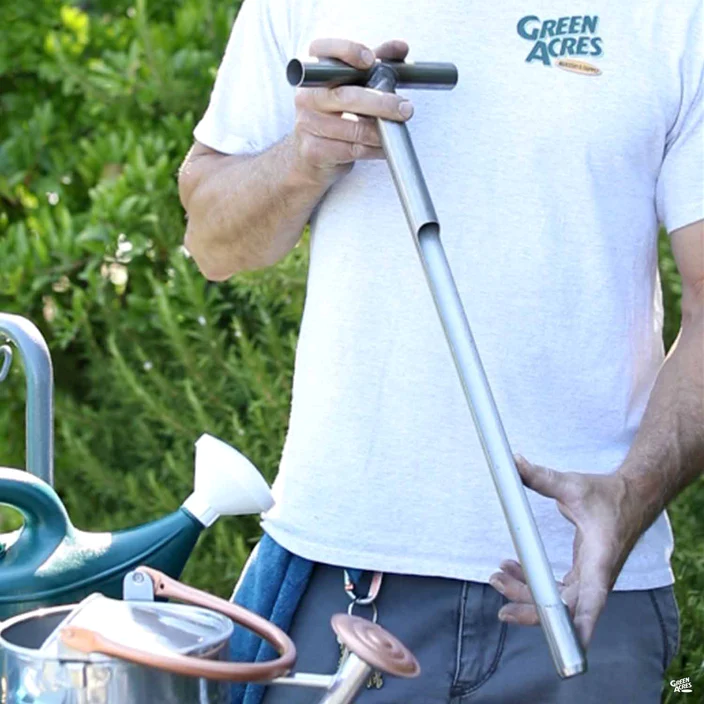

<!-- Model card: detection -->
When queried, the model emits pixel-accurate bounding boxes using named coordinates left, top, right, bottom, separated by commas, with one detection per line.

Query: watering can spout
left=111, top=434, right=275, bottom=584
left=182, top=434, right=275, bottom=526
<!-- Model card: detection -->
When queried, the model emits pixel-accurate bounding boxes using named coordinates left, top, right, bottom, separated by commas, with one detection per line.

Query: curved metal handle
left=0, top=344, right=12, bottom=382
left=60, top=566, right=297, bottom=683
left=0, top=467, right=70, bottom=559
left=0, top=313, right=54, bottom=485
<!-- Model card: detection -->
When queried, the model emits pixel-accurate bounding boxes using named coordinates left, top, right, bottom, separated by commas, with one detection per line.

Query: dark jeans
left=260, top=563, right=680, bottom=704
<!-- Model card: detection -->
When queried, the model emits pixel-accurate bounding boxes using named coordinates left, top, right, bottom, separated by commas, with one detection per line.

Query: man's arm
left=178, top=138, right=328, bottom=280
left=618, top=218, right=704, bottom=513
left=179, top=38, right=412, bottom=281
left=490, top=219, right=704, bottom=647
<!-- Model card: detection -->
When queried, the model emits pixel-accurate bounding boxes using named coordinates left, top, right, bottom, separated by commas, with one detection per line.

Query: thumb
left=514, top=455, right=569, bottom=501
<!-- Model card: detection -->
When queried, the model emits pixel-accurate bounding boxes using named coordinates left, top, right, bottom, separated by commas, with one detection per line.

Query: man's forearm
left=179, top=136, right=328, bottom=280
left=617, top=296, right=704, bottom=526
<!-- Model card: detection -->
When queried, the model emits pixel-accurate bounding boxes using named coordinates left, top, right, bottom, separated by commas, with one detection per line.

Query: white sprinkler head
left=182, top=434, right=274, bottom=527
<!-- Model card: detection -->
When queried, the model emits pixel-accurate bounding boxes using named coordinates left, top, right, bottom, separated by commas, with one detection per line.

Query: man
left=179, top=0, right=703, bottom=701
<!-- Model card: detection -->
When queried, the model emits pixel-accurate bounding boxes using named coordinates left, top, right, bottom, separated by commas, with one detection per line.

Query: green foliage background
left=0, top=1, right=701, bottom=698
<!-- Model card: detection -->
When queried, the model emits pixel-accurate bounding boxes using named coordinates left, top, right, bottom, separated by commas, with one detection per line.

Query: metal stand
left=0, top=313, right=54, bottom=486
left=288, top=58, right=586, bottom=679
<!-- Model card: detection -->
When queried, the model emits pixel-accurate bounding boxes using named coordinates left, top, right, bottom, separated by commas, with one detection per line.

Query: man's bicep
left=670, top=219, right=704, bottom=320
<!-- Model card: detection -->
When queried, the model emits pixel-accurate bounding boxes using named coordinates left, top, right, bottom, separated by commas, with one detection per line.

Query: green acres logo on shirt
left=517, top=15, right=603, bottom=74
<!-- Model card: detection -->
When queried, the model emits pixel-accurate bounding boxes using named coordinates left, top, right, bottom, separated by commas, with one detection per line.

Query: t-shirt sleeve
left=193, top=0, right=296, bottom=155
left=655, top=13, right=704, bottom=234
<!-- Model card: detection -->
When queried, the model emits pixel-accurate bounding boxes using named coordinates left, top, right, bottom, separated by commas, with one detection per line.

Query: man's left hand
left=488, top=455, right=653, bottom=648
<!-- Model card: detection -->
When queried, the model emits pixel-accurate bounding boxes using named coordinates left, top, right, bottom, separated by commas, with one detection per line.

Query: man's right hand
left=181, top=39, right=413, bottom=279
left=289, top=38, right=414, bottom=188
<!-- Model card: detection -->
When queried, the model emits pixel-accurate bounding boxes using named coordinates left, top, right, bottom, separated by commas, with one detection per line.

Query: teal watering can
left=0, top=313, right=274, bottom=622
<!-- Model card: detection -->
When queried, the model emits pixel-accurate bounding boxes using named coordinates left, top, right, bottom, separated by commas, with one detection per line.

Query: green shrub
left=0, top=0, right=302, bottom=592
left=0, top=0, right=701, bottom=698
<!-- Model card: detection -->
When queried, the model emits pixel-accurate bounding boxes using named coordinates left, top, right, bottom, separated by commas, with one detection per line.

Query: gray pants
left=261, top=564, right=679, bottom=704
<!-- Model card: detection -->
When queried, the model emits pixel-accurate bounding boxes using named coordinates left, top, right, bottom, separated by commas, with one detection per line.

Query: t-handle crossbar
left=286, top=58, right=587, bottom=679
left=287, top=57, right=458, bottom=90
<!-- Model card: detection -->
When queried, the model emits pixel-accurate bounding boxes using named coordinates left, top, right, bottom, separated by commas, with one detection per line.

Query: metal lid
left=40, top=594, right=233, bottom=661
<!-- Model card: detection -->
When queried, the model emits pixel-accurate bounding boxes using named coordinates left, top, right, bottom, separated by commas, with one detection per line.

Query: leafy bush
left=0, top=0, right=701, bottom=698
left=0, top=0, right=302, bottom=591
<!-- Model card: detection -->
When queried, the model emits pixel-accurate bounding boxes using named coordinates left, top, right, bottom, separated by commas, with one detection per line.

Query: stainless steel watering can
left=0, top=567, right=419, bottom=704
left=0, top=313, right=274, bottom=621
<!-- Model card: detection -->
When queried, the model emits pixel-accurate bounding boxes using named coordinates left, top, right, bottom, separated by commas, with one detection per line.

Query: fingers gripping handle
left=60, top=567, right=297, bottom=683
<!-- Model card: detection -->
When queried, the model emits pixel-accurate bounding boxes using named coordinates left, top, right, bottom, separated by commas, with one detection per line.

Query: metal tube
left=269, top=673, right=333, bottom=689
left=0, top=313, right=54, bottom=486
left=368, top=66, right=438, bottom=237
left=316, top=654, right=373, bottom=704
left=415, top=229, right=586, bottom=678
left=367, top=65, right=586, bottom=678
left=287, top=58, right=458, bottom=90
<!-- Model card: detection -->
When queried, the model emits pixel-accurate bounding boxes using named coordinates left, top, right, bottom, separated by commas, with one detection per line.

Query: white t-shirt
left=194, top=0, right=704, bottom=590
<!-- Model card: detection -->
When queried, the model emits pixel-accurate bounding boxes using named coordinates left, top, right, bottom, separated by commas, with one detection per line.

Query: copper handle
left=59, top=566, right=296, bottom=683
